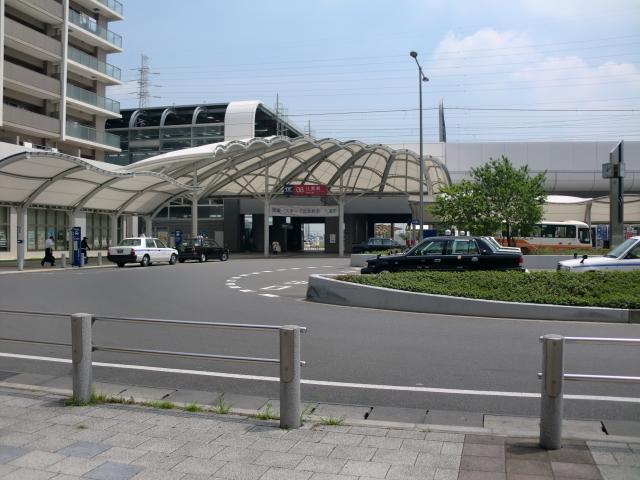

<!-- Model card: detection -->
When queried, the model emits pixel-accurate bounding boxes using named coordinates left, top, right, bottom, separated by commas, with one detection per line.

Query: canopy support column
left=130, top=215, right=139, bottom=237
left=144, top=216, right=153, bottom=237
left=16, top=207, right=25, bottom=271
left=109, top=214, right=118, bottom=246
left=191, top=195, right=199, bottom=237
left=264, top=198, right=270, bottom=257
left=338, top=196, right=345, bottom=257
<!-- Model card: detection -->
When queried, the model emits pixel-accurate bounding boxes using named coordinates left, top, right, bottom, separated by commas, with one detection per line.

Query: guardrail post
left=98, top=252, right=102, bottom=266
left=61, top=253, right=66, bottom=269
left=279, top=325, right=301, bottom=429
left=540, top=334, right=565, bottom=450
left=71, top=313, right=93, bottom=403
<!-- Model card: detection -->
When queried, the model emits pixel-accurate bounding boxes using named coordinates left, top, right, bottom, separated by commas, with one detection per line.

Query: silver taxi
left=557, top=236, right=640, bottom=272
left=107, top=237, right=178, bottom=268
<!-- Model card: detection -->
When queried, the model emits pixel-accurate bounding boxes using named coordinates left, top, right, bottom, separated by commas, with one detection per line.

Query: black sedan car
left=352, top=237, right=404, bottom=254
left=361, top=236, right=524, bottom=273
left=177, top=237, right=229, bottom=263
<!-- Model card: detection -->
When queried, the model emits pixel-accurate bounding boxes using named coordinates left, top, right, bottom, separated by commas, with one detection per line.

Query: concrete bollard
left=279, top=325, right=301, bottom=429
left=539, top=334, right=565, bottom=450
left=61, top=253, right=66, bottom=269
left=98, top=252, right=102, bottom=266
left=71, top=313, right=93, bottom=403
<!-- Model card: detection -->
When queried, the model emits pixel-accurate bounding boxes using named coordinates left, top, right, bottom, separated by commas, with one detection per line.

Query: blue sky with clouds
left=107, top=0, right=640, bottom=143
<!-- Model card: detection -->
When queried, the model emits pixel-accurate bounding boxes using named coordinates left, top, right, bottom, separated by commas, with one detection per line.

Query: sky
left=106, top=0, right=640, bottom=144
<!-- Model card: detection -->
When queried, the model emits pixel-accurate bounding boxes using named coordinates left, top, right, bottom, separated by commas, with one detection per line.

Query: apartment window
left=27, top=209, right=67, bottom=251
left=0, top=208, right=8, bottom=252
left=86, top=213, right=111, bottom=249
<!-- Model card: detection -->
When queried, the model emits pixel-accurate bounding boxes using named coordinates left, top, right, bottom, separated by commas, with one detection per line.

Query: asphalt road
left=0, top=257, right=639, bottom=422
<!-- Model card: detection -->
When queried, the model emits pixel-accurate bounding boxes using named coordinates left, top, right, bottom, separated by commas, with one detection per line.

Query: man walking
left=41, top=235, right=55, bottom=267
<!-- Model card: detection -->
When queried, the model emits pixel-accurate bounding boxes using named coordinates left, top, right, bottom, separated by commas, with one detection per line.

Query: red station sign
left=284, top=184, right=328, bottom=196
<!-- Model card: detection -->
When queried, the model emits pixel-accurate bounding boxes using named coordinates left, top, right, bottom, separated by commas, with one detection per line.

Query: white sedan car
left=557, top=236, right=640, bottom=272
left=107, top=237, right=178, bottom=268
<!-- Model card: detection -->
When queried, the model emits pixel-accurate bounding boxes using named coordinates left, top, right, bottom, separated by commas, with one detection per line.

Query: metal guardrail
left=0, top=310, right=306, bottom=429
left=538, top=334, right=640, bottom=450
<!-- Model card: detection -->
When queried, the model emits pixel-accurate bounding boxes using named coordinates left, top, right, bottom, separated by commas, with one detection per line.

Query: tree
left=431, top=156, right=546, bottom=245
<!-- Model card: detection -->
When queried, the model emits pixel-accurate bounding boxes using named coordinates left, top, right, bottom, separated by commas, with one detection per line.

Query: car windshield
left=118, top=239, right=141, bottom=247
left=181, top=239, right=202, bottom=247
left=605, top=238, right=638, bottom=258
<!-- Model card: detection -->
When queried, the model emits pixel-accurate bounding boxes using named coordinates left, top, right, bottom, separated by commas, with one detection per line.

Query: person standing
left=81, top=236, right=90, bottom=264
left=41, top=236, right=55, bottom=267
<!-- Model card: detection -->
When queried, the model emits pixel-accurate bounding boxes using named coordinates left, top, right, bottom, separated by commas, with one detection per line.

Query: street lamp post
left=409, top=51, right=429, bottom=240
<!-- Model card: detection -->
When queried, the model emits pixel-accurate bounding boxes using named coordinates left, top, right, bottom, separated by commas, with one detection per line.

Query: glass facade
left=155, top=198, right=223, bottom=220
left=105, top=103, right=303, bottom=165
left=27, top=209, right=68, bottom=251
left=0, top=208, right=8, bottom=252
left=85, top=213, right=111, bottom=249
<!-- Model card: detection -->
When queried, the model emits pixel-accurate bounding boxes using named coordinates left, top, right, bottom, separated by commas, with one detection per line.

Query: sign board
left=270, top=205, right=339, bottom=217
left=283, top=184, right=328, bottom=196
left=174, top=229, right=183, bottom=246
left=72, top=226, right=82, bottom=267
left=411, top=219, right=420, bottom=225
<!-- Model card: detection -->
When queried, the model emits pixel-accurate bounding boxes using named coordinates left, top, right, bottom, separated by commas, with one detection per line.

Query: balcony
left=67, top=46, right=122, bottom=85
left=4, top=61, right=61, bottom=100
left=68, top=10, right=123, bottom=52
left=2, top=104, right=60, bottom=137
left=4, top=17, right=62, bottom=62
left=72, top=0, right=123, bottom=20
left=5, top=0, right=63, bottom=23
left=66, top=83, right=121, bottom=118
left=66, top=121, right=121, bottom=151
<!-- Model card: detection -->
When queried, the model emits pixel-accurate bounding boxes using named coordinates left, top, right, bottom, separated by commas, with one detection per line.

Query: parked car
left=557, top=236, right=640, bottom=272
left=177, top=237, right=229, bottom=263
left=107, top=237, right=177, bottom=268
left=482, top=236, right=522, bottom=253
left=361, top=236, right=524, bottom=274
left=352, top=237, right=403, bottom=254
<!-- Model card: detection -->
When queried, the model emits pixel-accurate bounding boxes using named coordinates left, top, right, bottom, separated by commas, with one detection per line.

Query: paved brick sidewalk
left=0, top=387, right=638, bottom=480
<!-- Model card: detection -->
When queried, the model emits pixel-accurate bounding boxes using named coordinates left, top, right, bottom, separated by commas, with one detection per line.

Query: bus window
left=578, top=228, right=591, bottom=244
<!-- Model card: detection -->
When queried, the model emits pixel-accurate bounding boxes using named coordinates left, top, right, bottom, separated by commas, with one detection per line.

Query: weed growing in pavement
left=183, top=402, right=205, bottom=413
left=319, top=416, right=345, bottom=426
left=299, top=404, right=314, bottom=425
left=144, top=400, right=175, bottom=409
left=255, top=401, right=279, bottom=420
left=64, top=391, right=132, bottom=406
left=210, top=394, right=232, bottom=414
left=76, top=424, right=88, bottom=429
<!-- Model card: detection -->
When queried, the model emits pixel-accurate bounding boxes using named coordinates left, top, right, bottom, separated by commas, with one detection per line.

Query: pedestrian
left=271, top=240, right=281, bottom=255
left=81, top=236, right=90, bottom=264
left=41, top=235, right=55, bottom=267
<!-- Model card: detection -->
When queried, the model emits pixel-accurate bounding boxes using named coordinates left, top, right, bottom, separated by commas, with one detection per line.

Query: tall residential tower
left=0, top=0, right=123, bottom=160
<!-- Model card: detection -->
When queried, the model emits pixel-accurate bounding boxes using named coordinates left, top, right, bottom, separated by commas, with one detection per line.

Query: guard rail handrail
left=538, top=334, right=640, bottom=450
left=0, top=309, right=305, bottom=429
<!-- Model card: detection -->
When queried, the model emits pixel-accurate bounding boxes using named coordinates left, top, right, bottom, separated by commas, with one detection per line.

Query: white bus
left=503, top=220, right=592, bottom=253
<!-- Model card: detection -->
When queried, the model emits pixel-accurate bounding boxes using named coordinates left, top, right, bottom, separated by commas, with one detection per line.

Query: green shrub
left=338, top=271, right=640, bottom=309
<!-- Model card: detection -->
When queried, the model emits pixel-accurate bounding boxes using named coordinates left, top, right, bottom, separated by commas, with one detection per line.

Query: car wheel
left=199, top=253, right=207, bottom=263
left=220, top=252, right=229, bottom=261
left=169, top=254, right=177, bottom=265
left=117, top=263, right=124, bottom=268
left=140, top=255, right=150, bottom=267
left=178, top=258, right=185, bottom=263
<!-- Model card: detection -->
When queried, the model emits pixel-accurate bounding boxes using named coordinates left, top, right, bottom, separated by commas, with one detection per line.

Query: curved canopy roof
left=0, top=146, right=200, bottom=215
left=544, top=194, right=640, bottom=223
left=127, top=136, right=450, bottom=201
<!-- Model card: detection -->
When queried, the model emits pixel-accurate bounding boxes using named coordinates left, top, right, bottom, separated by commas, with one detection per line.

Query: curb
left=306, top=274, right=638, bottom=323
left=2, top=381, right=639, bottom=444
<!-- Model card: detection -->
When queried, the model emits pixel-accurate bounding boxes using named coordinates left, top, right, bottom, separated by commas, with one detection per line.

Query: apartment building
left=0, top=0, right=123, bottom=160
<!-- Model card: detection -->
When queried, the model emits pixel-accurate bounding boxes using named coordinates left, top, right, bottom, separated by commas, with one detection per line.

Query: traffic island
left=306, top=274, right=640, bottom=323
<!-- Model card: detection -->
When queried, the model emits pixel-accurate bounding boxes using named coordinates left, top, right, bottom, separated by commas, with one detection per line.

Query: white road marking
left=284, top=281, right=307, bottom=285
left=276, top=269, right=287, bottom=271
left=0, top=352, right=637, bottom=404
left=291, top=267, right=301, bottom=270
left=251, top=272, right=261, bottom=274
left=259, top=293, right=280, bottom=298
left=239, top=289, right=254, bottom=293
left=239, top=274, right=249, bottom=277
left=260, top=285, right=291, bottom=291
left=228, top=286, right=241, bottom=289
left=225, top=283, right=236, bottom=286
left=306, top=266, right=317, bottom=269
left=322, top=265, right=334, bottom=268
left=231, top=277, right=241, bottom=280
left=261, top=270, right=273, bottom=273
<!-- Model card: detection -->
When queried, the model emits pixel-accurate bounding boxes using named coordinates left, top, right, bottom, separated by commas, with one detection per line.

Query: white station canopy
left=127, top=136, right=451, bottom=201
left=544, top=194, right=640, bottom=223
left=0, top=144, right=200, bottom=214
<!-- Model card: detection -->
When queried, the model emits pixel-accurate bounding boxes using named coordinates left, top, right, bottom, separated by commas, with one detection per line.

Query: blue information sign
left=72, top=226, right=82, bottom=267
left=411, top=219, right=420, bottom=225
left=175, top=229, right=183, bottom=247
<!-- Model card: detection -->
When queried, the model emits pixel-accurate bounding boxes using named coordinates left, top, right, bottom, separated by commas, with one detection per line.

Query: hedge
left=336, top=270, right=640, bottom=309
